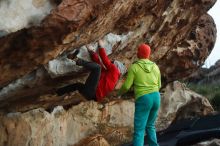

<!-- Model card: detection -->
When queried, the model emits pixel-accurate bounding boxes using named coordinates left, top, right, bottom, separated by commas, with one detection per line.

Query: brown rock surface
left=0, top=0, right=217, bottom=110
left=159, top=14, right=217, bottom=83
left=0, top=0, right=218, bottom=144
left=73, top=134, right=110, bottom=146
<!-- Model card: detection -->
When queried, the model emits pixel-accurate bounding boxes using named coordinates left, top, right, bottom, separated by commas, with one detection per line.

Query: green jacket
left=118, top=59, right=161, bottom=100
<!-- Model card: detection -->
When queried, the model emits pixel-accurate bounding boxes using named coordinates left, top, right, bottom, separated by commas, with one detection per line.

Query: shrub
left=186, top=83, right=220, bottom=111
left=211, top=92, right=220, bottom=111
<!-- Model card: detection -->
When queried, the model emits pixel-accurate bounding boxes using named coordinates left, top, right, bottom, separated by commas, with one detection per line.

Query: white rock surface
left=0, top=0, right=55, bottom=36
left=44, top=32, right=130, bottom=77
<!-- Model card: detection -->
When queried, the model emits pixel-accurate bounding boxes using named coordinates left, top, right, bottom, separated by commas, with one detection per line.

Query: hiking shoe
left=67, top=49, right=80, bottom=60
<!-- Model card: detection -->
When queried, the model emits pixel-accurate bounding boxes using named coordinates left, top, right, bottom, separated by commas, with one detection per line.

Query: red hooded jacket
left=91, top=48, right=120, bottom=102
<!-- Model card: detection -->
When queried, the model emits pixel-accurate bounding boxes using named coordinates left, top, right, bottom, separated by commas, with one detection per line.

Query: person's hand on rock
left=98, top=39, right=105, bottom=48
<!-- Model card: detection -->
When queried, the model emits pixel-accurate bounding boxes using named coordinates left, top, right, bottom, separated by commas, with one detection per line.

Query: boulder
left=0, top=81, right=214, bottom=146
left=0, top=0, right=217, bottom=110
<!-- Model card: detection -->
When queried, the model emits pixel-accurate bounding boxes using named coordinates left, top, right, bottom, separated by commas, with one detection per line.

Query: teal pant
left=133, top=92, right=160, bottom=146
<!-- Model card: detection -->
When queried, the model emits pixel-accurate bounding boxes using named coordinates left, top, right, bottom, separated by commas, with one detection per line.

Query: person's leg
left=76, top=59, right=101, bottom=100
left=56, top=83, right=84, bottom=96
left=145, top=92, right=160, bottom=146
left=133, top=95, right=153, bottom=146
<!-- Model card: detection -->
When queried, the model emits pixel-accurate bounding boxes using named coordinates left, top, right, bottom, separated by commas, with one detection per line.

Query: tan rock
left=0, top=100, right=135, bottom=146
left=73, top=134, right=110, bottom=146
left=0, top=81, right=215, bottom=146
left=157, top=81, right=214, bottom=130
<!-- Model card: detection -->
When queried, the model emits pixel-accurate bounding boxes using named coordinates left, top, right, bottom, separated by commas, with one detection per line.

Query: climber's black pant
left=56, top=60, right=101, bottom=101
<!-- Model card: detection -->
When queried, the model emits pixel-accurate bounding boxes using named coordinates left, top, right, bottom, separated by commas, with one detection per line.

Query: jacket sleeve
left=91, top=52, right=102, bottom=65
left=99, top=48, right=112, bottom=69
left=118, top=66, right=134, bottom=95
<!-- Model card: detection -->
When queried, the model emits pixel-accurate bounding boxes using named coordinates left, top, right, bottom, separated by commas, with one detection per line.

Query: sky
left=204, top=0, right=220, bottom=67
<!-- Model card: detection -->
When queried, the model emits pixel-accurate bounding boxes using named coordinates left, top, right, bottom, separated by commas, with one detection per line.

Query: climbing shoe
left=67, top=49, right=80, bottom=60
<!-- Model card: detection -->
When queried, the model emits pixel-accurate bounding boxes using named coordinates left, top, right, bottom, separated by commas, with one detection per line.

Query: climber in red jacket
left=56, top=39, right=126, bottom=102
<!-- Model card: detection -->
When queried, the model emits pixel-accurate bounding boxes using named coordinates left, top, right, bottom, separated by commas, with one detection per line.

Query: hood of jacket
left=134, top=59, right=155, bottom=73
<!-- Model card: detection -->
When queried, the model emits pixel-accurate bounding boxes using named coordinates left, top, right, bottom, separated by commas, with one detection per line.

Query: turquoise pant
left=133, top=92, right=160, bottom=146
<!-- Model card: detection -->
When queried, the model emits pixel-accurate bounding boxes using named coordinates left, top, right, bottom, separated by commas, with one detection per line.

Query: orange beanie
left=137, top=44, right=151, bottom=59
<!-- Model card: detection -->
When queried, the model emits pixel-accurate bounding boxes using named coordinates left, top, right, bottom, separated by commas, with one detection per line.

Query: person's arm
left=98, top=47, right=112, bottom=69
left=97, top=39, right=113, bottom=69
left=86, top=45, right=102, bottom=65
left=118, top=66, right=134, bottom=95
left=91, top=52, right=102, bottom=64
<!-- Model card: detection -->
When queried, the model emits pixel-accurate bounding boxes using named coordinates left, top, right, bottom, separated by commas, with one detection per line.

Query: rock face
left=0, top=0, right=218, bottom=145
left=193, top=139, right=220, bottom=146
left=159, top=14, right=217, bottom=83
left=0, top=81, right=214, bottom=146
left=0, top=0, right=217, bottom=110
left=0, top=101, right=134, bottom=146
left=188, top=59, right=220, bottom=85
left=157, top=81, right=214, bottom=130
